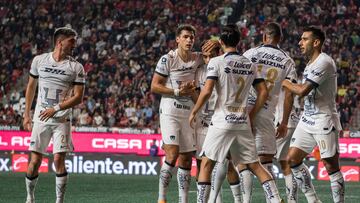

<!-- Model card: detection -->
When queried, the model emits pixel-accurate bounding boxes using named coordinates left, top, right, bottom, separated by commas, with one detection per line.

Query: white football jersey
left=207, top=52, right=261, bottom=130
left=274, top=87, right=300, bottom=128
left=299, top=53, right=342, bottom=133
left=30, top=52, right=85, bottom=124
left=155, top=49, right=203, bottom=118
left=195, top=64, right=217, bottom=123
left=244, top=45, right=296, bottom=118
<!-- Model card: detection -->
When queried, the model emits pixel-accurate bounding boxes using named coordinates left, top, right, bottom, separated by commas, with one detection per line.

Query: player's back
left=244, top=45, right=296, bottom=116
left=207, top=52, right=258, bottom=130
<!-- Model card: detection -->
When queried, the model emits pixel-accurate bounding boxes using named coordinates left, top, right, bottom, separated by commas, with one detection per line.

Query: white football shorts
left=29, top=121, right=73, bottom=154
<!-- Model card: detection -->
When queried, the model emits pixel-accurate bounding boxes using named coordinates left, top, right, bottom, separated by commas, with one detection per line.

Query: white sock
left=208, top=160, right=228, bottom=203
left=158, top=161, right=175, bottom=201
left=284, top=174, right=298, bottom=203
left=329, top=170, right=345, bottom=203
left=230, top=182, right=242, bottom=203
left=291, top=163, right=320, bottom=202
left=25, top=175, right=38, bottom=202
left=239, top=169, right=253, bottom=203
left=177, top=167, right=191, bottom=203
left=55, top=172, right=68, bottom=203
left=262, top=162, right=275, bottom=203
left=262, top=179, right=282, bottom=203
left=197, top=182, right=211, bottom=203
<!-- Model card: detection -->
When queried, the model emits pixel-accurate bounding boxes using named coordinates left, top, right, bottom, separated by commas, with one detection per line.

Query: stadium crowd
left=0, top=0, right=359, bottom=132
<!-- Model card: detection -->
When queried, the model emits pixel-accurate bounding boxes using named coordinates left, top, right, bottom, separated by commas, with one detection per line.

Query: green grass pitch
left=1, top=172, right=359, bottom=202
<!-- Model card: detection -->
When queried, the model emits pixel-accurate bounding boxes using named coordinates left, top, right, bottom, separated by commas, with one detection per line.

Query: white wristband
left=53, top=104, right=61, bottom=112
left=174, top=88, right=180, bottom=96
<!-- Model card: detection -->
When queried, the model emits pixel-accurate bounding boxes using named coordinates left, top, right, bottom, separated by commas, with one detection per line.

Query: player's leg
left=208, top=160, right=228, bottom=203
left=233, top=128, right=282, bottom=203
left=158, top=115, right=180, bottom=203
left=26, top=151, right=43, bottom=203
left=276, top=129, right=298, bottom=203
left=177, top=118, right=197, bottom=203
left=226, top=160, right=242, bottom=203
left=177, top=152, right=193, bottom=203
left=198, top=127, right=236, bottom=203
left=237, top=163, right=253, bottom=203
left=316, top=130, right=344, bottom=203
left=53, top=152, right=67, bottom=203
left=279, top=160, right=298, bottom=203
left=26, top=122, right=52, bottom=203
left=247, top=162, right=283, bottom=203
left=287, top=126, right=321, bottom=202
left=53, top=122, right=73, bottom=203
left=197, top=157, right=216, bottom=203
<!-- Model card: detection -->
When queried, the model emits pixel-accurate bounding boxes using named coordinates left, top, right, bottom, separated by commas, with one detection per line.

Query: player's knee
left=322, top=157, right=340, bottom=173
left=165, top=152, right=179, bottom=165
left=286, top=154, right=301, bottom=167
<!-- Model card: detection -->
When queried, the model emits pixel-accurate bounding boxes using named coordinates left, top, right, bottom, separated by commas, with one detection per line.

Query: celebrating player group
left=23, top=22, right=344, bottom=203
left=151, top=23, right=344, bottom=203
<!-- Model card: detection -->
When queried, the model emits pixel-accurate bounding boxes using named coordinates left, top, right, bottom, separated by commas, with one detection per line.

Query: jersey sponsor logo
left=224, top=67, right=231, bottom=73
left=174, top=66, right=193, bottom=72
left=301, top=116, right=315, bottom=126
left=262, top=53, right=285, bottom=62
left=232, top=69, right=253, bottom=75
left=173, top=101, right=190, bottom=110
left=207, top=66, right=215, bottom=71
left=258, top=59, right=285, bottom=69
left=224, top=113, right=247, bottom=124
left=42, top=67, right=67, bottom=75
left=310, top=69, right=323, bottom=77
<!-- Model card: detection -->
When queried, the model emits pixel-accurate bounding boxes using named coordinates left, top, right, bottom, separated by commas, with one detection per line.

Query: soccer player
left=237, top=22, right=296, bottom=203
left=151, top=24, right=203, bottom=203
left=274, top=87, right=300, bottom=203
left=23, top=27, right=85, bottom=203
left=194, top=40, right=242, bottom=203
left=282, top=26, right=344, bottom=203
left=189, top=24, right=282, bottom=203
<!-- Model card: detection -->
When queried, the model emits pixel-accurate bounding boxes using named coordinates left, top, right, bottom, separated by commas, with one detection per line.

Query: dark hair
left=220, top=24, right=240, bottom=47
left=303, top=26, right=325, bottom=46
left=264, top=22, right=282, bottom=39
left=53, top=27, right=77, bottom=45
left=176, top=24, right=196, bottom=36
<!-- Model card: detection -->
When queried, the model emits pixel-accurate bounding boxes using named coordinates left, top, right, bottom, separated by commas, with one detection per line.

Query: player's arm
left=276, top=87, right=294, bottom=138
left=189, top=79, right=215, bottom=128
left=23, top=76, right=38, bottom=131
left=282, top=79, right=314, bottom=97
left=151, top=73, right=195, bottom=96
left=249, top=79, right=268, bottom=124
left=39, top=84, right=85, bottom=121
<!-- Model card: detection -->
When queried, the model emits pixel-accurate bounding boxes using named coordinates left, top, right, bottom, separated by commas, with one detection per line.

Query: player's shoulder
left=67, top=56, right=84, bottom=69
left=32, top=52, right=51, bottom=62
left=314, top=53, right=335, bottom=68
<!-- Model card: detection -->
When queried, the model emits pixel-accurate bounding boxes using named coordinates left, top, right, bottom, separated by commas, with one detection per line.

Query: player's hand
left=179, top=80, right=196, bottom=96
left=202, top=39, right=220, bottom=53
left=23, top=115, right=32, bottom=131
left=189, top=112, right=197, bottom=129
left=39, top=107, right=57, bottom=122
left=276, top=123, right=288, bottom=139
